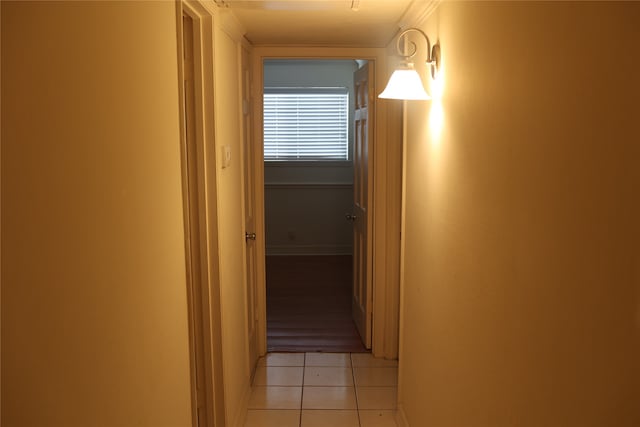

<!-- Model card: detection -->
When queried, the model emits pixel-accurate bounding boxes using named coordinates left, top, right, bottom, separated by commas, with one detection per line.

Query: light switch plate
left=221, top=145, right=231, bottom=169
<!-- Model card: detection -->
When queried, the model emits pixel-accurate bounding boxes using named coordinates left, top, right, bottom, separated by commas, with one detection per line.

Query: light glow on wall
left=428, top=62, right=445, bottom=144
left=428, top=101, right=444, bottom=143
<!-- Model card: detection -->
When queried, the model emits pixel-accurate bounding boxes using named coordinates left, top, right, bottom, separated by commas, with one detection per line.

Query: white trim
left=178, top=2, right=226, bottom=426
left=266, top=244, right=353, bottom=256
left=200, top=0, right=219, bottom=15
left=398, top=0, right=441, bottom=30
left=218, top=8, right=246, bottom=42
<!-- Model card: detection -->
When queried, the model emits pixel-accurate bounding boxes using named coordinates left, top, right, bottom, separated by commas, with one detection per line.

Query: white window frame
left=263, top=87, right=350, bottom=162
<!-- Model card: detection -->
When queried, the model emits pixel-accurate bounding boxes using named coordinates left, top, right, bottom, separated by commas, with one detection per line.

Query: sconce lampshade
left=378, top=62, right=430, bottom=101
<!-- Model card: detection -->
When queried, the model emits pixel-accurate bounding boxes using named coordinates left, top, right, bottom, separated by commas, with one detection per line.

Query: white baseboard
left=395, top=404, right=410, bottom=427
left=266, top=244, right=352, bottom=256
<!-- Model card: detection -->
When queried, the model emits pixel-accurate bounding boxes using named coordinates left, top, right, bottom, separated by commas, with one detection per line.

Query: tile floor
left=245, top=352, right=399, bottom=427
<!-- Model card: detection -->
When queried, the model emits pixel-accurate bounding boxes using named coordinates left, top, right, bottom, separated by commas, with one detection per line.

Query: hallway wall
left=2, top=1, right=192, bottom=426
left=398, top=2, right=640, bottom=426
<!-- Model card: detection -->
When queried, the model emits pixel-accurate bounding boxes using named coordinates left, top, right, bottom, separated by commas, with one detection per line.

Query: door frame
left=177, top=1, right=226, bottom=426
left=249, top=46, right=403, bottom=359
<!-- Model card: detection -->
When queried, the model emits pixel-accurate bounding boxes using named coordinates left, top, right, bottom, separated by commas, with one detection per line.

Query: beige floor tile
left=359, top=410, right=398, bottom=427
left=257, top=353, right=305, bottom=367
left=356, top=387, right=397, bottom=410
left=302, top=386, right=357, bottom=409
left=248, top=386, right=302, bottom=409
left=304, top=366, right=354, bottom=386
left=244, top=409, right=300, bottom=427
left=305, top=352, right=352, bottom=367
left=353, top=367, right=398, bottom=387
left=301, top=410, right=359, bottom=427
left=351, top=353, right=398, bottom=368
left=253, top=367, right=304, bottom=386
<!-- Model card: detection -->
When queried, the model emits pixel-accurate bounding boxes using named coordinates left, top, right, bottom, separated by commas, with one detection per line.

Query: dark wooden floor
left=266, top=255, right=367, bottom=353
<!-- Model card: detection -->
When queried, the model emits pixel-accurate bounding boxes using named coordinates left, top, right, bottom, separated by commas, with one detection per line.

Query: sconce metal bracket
left=395, top=27, right=440, bottom=79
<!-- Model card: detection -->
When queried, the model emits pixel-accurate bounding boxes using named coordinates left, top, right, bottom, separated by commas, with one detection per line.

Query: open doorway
left=247, top=46, right=402, bottom=362
left=261, top=59, right=370, bottom=352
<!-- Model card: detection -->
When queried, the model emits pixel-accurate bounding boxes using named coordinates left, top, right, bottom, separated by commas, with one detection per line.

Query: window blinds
left=263, top=88, right=349, bottom=161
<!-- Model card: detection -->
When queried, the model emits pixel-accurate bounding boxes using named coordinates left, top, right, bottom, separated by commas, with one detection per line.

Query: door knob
left=245, top=232, right=256, bottom=241
left=345, top=213, right=357, bottom=222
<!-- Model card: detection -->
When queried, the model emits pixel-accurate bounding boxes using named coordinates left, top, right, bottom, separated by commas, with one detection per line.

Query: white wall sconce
left=379, top=28, right=441, bottom=100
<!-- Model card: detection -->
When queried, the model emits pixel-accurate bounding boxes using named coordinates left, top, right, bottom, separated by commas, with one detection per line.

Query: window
left=263, top=88, right=349, bottom=161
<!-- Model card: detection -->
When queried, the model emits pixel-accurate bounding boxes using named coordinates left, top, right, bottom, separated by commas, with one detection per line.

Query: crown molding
left=398, top=0, right=441, bottom=30
left=218, top=8, right=247, bottom=42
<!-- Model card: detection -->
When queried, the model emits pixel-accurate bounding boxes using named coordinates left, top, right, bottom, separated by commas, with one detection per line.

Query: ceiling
left=218, top=0, right=417, bottom=47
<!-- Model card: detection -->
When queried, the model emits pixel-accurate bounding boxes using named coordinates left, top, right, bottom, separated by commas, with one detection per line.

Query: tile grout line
left=299, top=352, right=305, bottom=427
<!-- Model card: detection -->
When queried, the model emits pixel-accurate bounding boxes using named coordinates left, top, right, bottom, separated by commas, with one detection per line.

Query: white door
left=351, top=63, right=374, bottom=349
left=241, top=46, right=259, bottom=371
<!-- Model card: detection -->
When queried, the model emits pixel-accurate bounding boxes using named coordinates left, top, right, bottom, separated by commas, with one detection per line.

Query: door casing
left=177, top=1, right=226, bottom=426
left=248, top=46, right=403, bottom=360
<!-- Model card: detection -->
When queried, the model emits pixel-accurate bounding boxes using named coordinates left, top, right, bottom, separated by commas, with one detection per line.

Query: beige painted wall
left=2, top=2, right=192, bottom=426
left=214, top=18, right=252, bottom=426
left=399, top=2, right=640, bottom=426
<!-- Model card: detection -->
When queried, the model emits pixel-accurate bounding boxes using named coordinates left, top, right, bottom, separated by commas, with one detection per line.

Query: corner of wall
left=218, top=8, right=246, bottom=43
left=229, top=383, right=251, bottom=427
left=395, top=405, right=410, bottom=427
